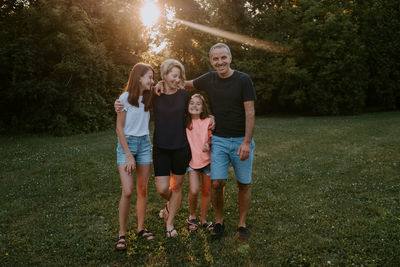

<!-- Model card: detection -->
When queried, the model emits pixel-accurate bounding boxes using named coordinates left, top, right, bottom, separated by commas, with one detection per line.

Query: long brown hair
left=123, top=63, right=154, bottom=111
left=185, top=94, right=211, bottom=130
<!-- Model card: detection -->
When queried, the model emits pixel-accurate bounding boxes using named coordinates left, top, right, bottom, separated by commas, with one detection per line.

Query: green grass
left=1, top=112, right=400, bottom=266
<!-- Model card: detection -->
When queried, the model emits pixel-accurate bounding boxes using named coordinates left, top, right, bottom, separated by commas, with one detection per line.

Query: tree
left=0, top=0, right=149, bottom=134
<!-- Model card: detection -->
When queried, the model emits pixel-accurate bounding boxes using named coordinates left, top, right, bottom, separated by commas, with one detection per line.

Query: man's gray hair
left=209, top=43, right=231, bottom=58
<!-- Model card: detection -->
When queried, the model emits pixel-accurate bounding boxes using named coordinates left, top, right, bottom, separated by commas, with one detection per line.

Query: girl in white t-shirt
left=115, top=63, right=154, bottom=250
left=185, top=94, right=214, bottom=232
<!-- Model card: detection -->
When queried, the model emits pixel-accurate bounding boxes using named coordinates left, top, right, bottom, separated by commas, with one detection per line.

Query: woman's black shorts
left=153, top=145, right=191, bottom=176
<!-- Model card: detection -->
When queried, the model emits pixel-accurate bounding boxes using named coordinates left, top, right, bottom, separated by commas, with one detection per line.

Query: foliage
left=156, top=0, right=399, bottom=115
left=1, top=112, right=400, bottom=265
left=1, top=0, right=399, bottom=135
left=355, top=0, right=400, bottom=110
left=0, top=0, right=148, bottom=135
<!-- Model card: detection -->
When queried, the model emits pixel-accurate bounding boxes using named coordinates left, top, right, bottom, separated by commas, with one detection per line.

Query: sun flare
left=141, top=1, right=160, bottom=28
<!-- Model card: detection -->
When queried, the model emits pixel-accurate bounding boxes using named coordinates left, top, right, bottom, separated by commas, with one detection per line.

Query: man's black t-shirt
left=193, top=70, right=256, bottom=137
left=152, top=89, right=190, bottom=149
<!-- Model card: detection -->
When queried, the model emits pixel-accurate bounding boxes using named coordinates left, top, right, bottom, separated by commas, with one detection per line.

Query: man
left=184, top=43, right=256, bottom=240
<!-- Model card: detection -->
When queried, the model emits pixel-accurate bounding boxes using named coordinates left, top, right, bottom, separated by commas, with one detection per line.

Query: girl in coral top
left=185, top=94, right=214, bottom=232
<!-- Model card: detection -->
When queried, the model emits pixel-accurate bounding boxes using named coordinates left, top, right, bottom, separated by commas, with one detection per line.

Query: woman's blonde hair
left=160, top=59, right=186, bottom=88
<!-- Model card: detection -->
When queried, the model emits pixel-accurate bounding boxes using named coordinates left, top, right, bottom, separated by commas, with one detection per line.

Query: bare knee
left=157, top=186, right=170, bottom=199
left=137, top=184, right=147, bottom=198
left=171, top=182, right=183, bottom=193
left=212, top=180, right=226, bottom=191
left=189, top=185, right=200, bottom=197
left=201, top=186, right=210, bottom=197
left=237, top=182, right=251, bottom=193
left=122, top=188, right=133, bottom=199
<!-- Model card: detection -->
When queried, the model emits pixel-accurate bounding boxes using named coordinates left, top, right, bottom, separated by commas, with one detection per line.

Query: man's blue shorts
left=116, top=135, right=152, bottom=165
left=210, top=135, right=255, bottom=184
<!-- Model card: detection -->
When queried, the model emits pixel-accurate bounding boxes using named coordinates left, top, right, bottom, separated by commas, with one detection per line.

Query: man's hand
left=237, top=141, right=251, bottom=161
left=203, top=143, right=210, bottom=152
left=114, top=99, right=124, bottom=113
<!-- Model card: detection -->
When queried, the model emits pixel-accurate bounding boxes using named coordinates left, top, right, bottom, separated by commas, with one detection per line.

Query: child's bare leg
left=200, top=173, right=211, bottom=224
left=188, top=170, right=201, bottom=220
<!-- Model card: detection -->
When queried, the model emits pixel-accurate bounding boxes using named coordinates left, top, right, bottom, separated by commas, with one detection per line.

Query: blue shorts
left=210, top=135, right=255, bottom=184
left=117, top=135, right=152, bottom=165
left=188, top=164, right=211, bottom=176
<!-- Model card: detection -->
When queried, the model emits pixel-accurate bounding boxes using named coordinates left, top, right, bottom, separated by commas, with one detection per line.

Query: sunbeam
left=172, top=18, right=290, bottom=54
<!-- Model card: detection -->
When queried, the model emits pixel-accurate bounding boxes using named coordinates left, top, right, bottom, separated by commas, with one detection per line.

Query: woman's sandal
left=137, top=229, right=154, bottom=240
left=115, top=235, right=127, bottom=250
left=158, top=203, right=169, bottom=221
left=187, top=218, right=199, bottom=232
left=166, top=228, right=178, bottom=238
left=201, top=221, right=214, bottom=231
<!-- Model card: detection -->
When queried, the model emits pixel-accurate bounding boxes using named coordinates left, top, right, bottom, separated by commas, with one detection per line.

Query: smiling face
left=188, top=96, right=204, bottom=117
left=210, top=47, right=233, bottom=78
left=139, top=69, right=154, bottom=93
left=164, top=67, right=181, bottom=91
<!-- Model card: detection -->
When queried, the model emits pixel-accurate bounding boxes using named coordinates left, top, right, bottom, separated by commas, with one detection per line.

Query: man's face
left=210, top=47, right=232, bottom=77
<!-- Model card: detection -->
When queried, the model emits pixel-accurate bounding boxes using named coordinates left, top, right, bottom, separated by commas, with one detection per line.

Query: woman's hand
left=114, top=99, right=124, bottom=113
left=208, top=115, right=215, bottom=130
left=125, top=156, right=136, bottom=175
left=153, top=81, right=165, bottom=96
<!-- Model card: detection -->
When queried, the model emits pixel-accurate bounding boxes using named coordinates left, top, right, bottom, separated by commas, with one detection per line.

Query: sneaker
left=210, top=222, right=224, bottom=239
left=236, top=226, right=250, bottom=240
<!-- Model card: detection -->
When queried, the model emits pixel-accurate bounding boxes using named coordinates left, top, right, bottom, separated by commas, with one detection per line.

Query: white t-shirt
left=119, top=92, right=150, bottom=136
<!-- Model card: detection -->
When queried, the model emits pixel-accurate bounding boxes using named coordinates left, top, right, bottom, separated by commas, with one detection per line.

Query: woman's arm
left=116, top=111, right=136, bottom=174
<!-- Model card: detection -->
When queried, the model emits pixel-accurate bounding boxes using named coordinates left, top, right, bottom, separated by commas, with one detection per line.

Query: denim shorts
left=188, top=164, right=211, bottom=176
left=117, top=135, right=152, bottom=165
left=210, top=135, right=255, bottom=184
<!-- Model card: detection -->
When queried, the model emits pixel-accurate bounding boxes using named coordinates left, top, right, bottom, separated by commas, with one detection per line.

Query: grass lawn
left=1, top=112, right=399, bottom=266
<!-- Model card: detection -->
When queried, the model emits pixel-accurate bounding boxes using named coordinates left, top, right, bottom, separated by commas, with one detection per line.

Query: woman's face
left=188, top=96, right=203, bottom=115
left=164, top=67, right=181, bottom=90
left=139, top=70, right=154, bottom=91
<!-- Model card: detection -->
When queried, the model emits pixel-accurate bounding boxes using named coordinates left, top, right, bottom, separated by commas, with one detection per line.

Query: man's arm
left=184, top=80, right=195, bottom=92
left=237, top=100, right=255, bottom=161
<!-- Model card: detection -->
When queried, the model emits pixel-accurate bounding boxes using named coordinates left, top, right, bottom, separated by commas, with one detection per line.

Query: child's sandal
left=187, top=218, right=199, bottom=232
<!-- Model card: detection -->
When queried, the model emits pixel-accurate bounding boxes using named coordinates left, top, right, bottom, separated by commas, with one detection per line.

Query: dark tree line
left=0, top=0, right=147, bottom=135
left=1, top=0, right=399, bottom=135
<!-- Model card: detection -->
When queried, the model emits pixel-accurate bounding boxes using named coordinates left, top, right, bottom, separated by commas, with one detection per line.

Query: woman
left=152, top=59, right=191, bottom=237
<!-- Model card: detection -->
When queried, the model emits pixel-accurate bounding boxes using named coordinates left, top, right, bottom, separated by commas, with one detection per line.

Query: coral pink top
left=186, top=118, right=212, bottom=169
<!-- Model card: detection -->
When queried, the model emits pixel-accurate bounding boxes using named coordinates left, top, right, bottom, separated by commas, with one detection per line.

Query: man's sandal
left=187, top=218, right=199, bottom=232
left=166, top=228, right=178, bottom=238
left=137, top=229, right=154, bottom=240
left=115, top=235, right=127, bottom=250
left=201, top=221, right=214, bottom=231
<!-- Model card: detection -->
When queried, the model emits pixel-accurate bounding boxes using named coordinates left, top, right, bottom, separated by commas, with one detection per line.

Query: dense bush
left=0, top=0, right=146, bottom=135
